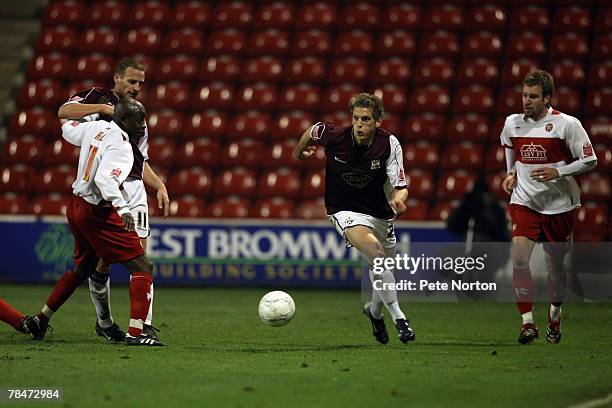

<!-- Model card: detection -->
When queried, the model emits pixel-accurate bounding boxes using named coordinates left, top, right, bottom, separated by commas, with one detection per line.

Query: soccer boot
left=363, top=302, right=389, bottom=344
left=23, top=315, right=51, bottom=340
left=143, top=324, right=160, bottom=341
left=546, top=313, right=562, bottom=344
left=518, top=323, right=539, bottom=344
left=95, top=321, right=126, bottom=342
left=125, top=333, right=166, bottom=347
left=395, top=318, right=416, bottom=343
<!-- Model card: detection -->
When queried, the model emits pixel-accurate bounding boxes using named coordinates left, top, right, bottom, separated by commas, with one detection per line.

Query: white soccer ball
left=258, top=291, right=295, bottom=327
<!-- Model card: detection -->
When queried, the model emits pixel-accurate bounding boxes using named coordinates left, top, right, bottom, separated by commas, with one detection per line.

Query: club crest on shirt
left=370, top=159, right=381, bottom=169
left=341, top=172, right=372, bottom=188
left=545, top=123, right=553, bottom=132
left=582, top=142, right=593, bottom=157
left=520, top=143, right=547, bottom=162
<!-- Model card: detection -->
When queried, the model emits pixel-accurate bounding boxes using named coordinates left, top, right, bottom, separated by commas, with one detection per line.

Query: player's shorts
left=67, top=196, right=144, bottom=265
left=508, top=203, right=574, bottom=256
left=329, top=211, right=396, bottom=249
left=122, top=178, right=149, bottom=239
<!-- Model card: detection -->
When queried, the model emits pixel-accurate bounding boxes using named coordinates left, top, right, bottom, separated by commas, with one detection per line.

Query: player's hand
left=121, top=213, right=135, bottom=231
left=157, top=185, right=170, bottom=219
left=530, top=167, right=559, bottom=182
left=295, top=145, right=316, bottom=160
left=502, top=171, right=516, bottom=195
left=101, top=104, right=115, bottom=116
left=389, top=198, right=407, bottom=215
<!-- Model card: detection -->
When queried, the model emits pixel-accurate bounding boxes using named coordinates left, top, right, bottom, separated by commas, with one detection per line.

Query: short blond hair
left=348, top=93, right=384, bottom=120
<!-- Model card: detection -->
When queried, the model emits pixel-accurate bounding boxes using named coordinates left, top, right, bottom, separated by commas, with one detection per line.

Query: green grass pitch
left=1, top=283, right=611, bottom=408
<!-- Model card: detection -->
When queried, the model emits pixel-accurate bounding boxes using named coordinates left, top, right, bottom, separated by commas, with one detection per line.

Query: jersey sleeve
left=61, top=120, right=92, bottom=147
left=94, top=142, right=133, bottom=216
left=139, top=124, right=149, bottom=161
left=565, top=117, right=597, bottom=163
left=61, top=88, right=111, bottom=122
left=500, top=116, right=513, bottom=148
left=309, top=121, right=343, bottom=147
left=385, top=135, right=407, bottom=188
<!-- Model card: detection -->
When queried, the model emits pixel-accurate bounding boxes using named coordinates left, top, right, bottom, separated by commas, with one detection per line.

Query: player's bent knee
left=123, top=255, right=154, bottom=274
left=74, top=257, right=98, bottom=280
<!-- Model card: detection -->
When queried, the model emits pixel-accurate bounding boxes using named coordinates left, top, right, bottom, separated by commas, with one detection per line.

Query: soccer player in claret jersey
left=24, top=99, right=164, bottom=346
left=57, top=58, right=169, bottom=342
left=0, top=298, right=28, bottom=334
left=293, top=93, right=415, bottom=344
left=500, top=70, right=597, bottom=344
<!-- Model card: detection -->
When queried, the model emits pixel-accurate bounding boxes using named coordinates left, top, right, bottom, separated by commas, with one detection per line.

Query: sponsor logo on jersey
left=545, top=123, right=553, bottom=132
left=110, top=168, right=122, bottom=177
left=370, top=159, right=381, bottom=169
left=520, top=143, right=547, bottom=162
left=582, top=142, right=593, bottom=157
left=341, top=172, right=372, bottom=188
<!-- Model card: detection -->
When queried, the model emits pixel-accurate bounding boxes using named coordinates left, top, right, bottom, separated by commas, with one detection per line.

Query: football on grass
left=258, top=291, right=295, bottom=327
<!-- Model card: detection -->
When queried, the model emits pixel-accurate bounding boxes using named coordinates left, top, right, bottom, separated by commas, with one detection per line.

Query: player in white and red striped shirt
left=500, top=70, right=597, bottom=344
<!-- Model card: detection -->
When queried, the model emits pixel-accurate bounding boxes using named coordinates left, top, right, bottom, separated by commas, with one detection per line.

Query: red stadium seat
left=441, top=143, right=483, bottom=170
left=147, top=137, right=176, bottom=169
left=9, top=109, right=54, bottom=137
left=579, top=172, right=611, bottom=202
left=262, top=140, right=299, bottom=169
left=414, top=58, right=454, bottom=85
left=227, top=111, right=271, bottom=141
left=37, top=26, right=77, bottom=53
left=594, top=144, right=612, bottom=172
left=169, top=168, right=213, bottom=196
left=157, top=56, right=197, bottom=83
left=588, top=62, right=612, bottom=88
left=553, top=7, right=591, bottom=33
left=376, top=31, right=417, bottom=58
left=419, top=31, right=459, bottom=58
left=169, top=196, right=207, bottom=218
left=78, top=27, right=119, bottom=54
left=457, top=59, right=498, bottom=86
left=43, top=1, right=85, bottom=27
left=437, top=171, right=477, bottom=199
left=371, top=58, right=411, bottom=85
left=198, top=56, right=240, bottom=83
left=408, top=86, right=450, bottom=114
left=295, top=3, right=336, bottom=30
left=235, top=84, right=277, bottom=111
left=403, top=114, right=445, bottom=142
left=0, top=193, right=28, bottom=215
left=176, top=138, right=220, bottom=168
left=574, top=203, right=608, bottom=236
left=162, top=29, right=205, bottom=56
left=550, top=59, right=585, bottom=87
left=253, top=2, right=294, bottom=29
left=168, top=2, right=211, bottom=29
left=462, top=32, right=503, bottom=59
left=191, top=82, right=234, bottom=111
left=212, top=1, right=252, bottom=29
left=584, top=88, right=612, bottom=116
left=424, top=5, right=463, bottom=31
left=209, top=197, right=250, bottom=218
left=270, top=112, right=314, bottom=140
left=87, top=1, right=127, bottom=27
left=591, top=34, right=612, bottom=61
left=19, top=80, right=63, bottom=109
left=372, top=85, right=407, bottom=114
left=321, top=111, right=350, bottom=128
left=220, top=140, right=263, bottom=168
left=119, top=28, right=162, bottom=56
left=148, top=82, right=189, bottom=111
left=381, top=4, right=420, bottom=31
left=496, top=86, right=523, bottom=116
left=594, top=8, right=612, bottom=33
left=27, top=53, right=70, bottom=81
left=295, top=199, right=327, bottom=219
left=586, top=119, right=612, bottom=145
left=338, top=3, right=379, bottom=30
left=447, top=114, right=490, bottom=143
left=505, top=32, right=546, bottom=58
left=453, top=86, right=494, bottom=115
left=429, top=199, right=460, bottom=221
left=465, top=5, right=506, bottom=31
left=258, top=169, right=301, bottom=198
left=2, top=136, right=45, bottom=165
left=241, top=56, right=283, bottom=83
left=328, top=58, right=368, bottom=85
left=214, top=168, right=257, bottom=197
left=284, top=57, right=325, bottom=84
left=44, top=139, right=80, bottom=166
left=147, top=110, right=183, bottom=139
left=405, top=169, right=434, bottom=199
left=509, top=6, right=551, bottom=32
left=500, top=59, right=539, bottom=86
left=380, top=112, right=402, bottom=136
left=251, top=198, right=295, bottom=219
left=548, top=33, right=589, bottom=60
left=302, top=170, right=325, bottom=198
left=0, top=165, right=33, bottom=194
left=334, top=30, right=373, bottom=58
left=37, top=166, right=74, bottom=194
left=126, top=1, right=168, bottom=28
left=396, top=199, right=429, bottom=221
left=248, top=29, right=289, bottom=56
left=321, top=84, right=359, bottom=113
left=31, top=194, right=70, bottom=216
left=484, top=145, right=507, bottom=172
left=70, top=54, right=114, bottom=82
left=553, top=87, right=581, bottom=115
left=279, top=84, right=320, bottom=112
left=206, top=29, right=246, bottom=56
left=184, top=111, right=227, bottom=140
left=291, top=30, right=332, bottom=57
left=403, top=142, right=439, bottom=170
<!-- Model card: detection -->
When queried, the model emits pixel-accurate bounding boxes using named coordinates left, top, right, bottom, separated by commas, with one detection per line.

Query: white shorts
left=122, top=178, right=150, bottom=239
left=329, top=211, right=396, bottom=249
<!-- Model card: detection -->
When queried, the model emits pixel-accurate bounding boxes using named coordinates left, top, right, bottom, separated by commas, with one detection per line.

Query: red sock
left=41, top=269, right=85, bottom=324
left=512, top=266, right=533, bottom=315
left=0, top=299, right=25, bottom=332
left=547, top=272, right=566, bottom=305
left=128, top=272, right=153, bottom=337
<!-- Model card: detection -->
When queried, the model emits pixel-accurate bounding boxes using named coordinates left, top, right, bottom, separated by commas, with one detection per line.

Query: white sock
left=369, top=267, right=406, bottom=321
left=42, top=305, right=54, bottom=319
left=369, top=291, right=384, bottom=319
left=549, top=305, right=561, bottom=321
left=522, top=311, right=534, bottom=325
left=89, top=277, right=114, bottom=328
left=145, top=284, right=154, bottom=326
left=386, top=301, right=406, bottom=321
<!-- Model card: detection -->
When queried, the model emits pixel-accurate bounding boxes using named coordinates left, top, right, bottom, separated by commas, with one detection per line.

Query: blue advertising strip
left=0, top=216, right=454, bottom=287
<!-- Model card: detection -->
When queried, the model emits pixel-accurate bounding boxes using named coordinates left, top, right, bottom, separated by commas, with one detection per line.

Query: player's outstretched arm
left=143, top=162, right=170, bottom=219
left=58, top=103, right=114, bottom=120
left=293, top=125, right=317, bottom=160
